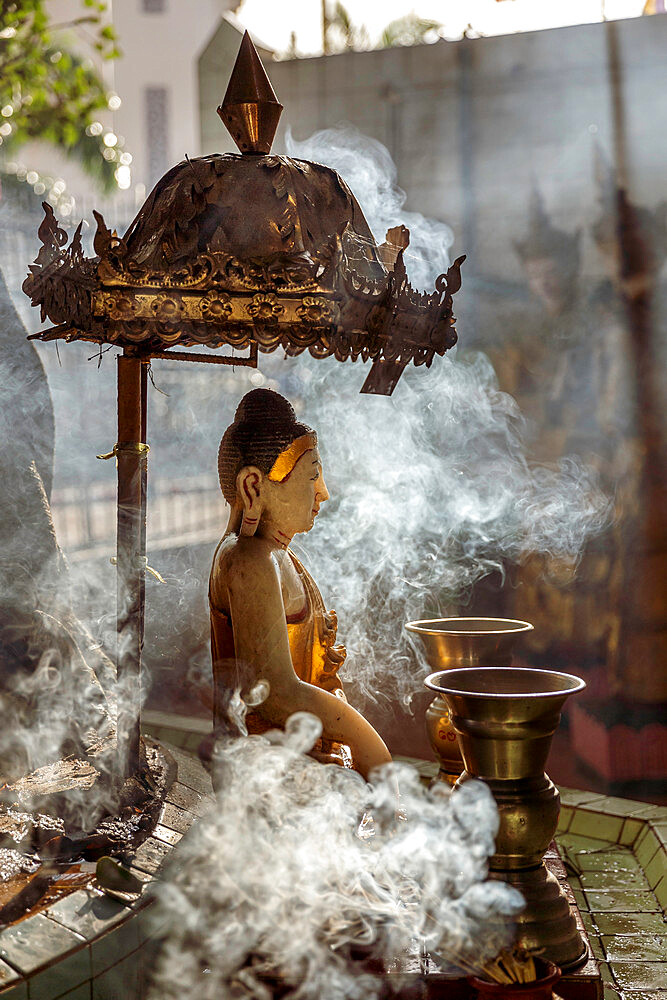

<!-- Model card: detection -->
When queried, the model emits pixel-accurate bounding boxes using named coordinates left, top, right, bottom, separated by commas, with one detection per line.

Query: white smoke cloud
left=269, top=348, right=611, bottom=709
left=286, top=124, right=454, bottom=291
left=148, top=714, right=523, bottom=1000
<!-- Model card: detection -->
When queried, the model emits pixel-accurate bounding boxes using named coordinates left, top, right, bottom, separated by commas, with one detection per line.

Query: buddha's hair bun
left=218, top=388, right=315, bottom=505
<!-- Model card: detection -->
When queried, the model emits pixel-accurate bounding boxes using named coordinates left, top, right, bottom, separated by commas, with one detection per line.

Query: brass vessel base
left=489, top=864, right=587, bottom=971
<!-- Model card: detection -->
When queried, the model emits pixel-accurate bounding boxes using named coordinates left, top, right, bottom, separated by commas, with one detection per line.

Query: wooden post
left=116, top=351, right=148, bottom=779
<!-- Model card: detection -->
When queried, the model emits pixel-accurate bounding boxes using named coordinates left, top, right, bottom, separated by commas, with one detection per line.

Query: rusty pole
left=116, top=351, right=148, bottom=779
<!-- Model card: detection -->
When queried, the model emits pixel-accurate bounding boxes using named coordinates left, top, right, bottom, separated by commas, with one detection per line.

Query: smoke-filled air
left=148, top=710, right=523, bottom=1000
left=262, top=126, right=614, bottom=710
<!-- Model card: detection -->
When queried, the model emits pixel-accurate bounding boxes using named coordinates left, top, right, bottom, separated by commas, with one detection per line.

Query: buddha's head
left=218, top=388, right=329, bottom=542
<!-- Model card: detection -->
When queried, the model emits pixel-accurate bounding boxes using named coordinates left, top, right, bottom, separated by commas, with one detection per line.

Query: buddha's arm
left=226, top=543, right=391, bottom=780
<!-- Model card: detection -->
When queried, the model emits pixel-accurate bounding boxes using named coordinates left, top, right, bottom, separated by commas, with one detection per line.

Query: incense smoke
left=286, top=125, right=454, bottom=290
left=148, top=714, right=523, bottom=1000
left=264, top=126, right=613, bottom=709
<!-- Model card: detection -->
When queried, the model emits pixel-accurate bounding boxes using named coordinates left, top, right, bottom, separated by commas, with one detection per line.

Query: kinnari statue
left=209, top=388, right=391, bottom=779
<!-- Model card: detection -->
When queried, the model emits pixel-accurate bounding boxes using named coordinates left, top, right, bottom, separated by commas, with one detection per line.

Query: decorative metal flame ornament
left=425, top=666, right=587, bottom=970
left=23, top=31, right=465, bottom=397
left=406, top=618, right=534, bottom=784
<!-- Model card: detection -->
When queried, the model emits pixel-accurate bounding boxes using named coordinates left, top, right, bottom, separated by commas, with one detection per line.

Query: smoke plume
left=148, top=712, right=523, bottom=1000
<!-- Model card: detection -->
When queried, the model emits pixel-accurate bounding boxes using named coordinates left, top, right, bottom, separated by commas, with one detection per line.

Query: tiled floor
left=555, top=789, right=666, bottom=1000
left=396, top=756, right=667, bottom=996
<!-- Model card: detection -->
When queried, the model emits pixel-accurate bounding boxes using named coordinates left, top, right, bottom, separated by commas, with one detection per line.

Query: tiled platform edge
left=0, top=743, right=214, bottom=1000
left=556, top=787, right=667, bottom=1000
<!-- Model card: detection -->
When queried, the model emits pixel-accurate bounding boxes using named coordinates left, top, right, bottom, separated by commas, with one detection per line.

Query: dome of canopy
left=121, top=151, right=386, bottom=282
left=23, top=30, right=464, bottom=395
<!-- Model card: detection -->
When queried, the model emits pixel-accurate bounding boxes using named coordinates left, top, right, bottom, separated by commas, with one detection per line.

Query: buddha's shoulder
left=212, top=534, right=280, bottom=580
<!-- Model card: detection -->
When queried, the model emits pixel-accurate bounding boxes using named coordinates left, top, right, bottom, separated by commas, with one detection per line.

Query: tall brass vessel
left=405, top=618, right=533, bottom=783
left=425, top=666, right=587, bottom=970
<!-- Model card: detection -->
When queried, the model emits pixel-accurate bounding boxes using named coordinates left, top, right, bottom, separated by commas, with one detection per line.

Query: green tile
left=49, top=984, right=91, bottom=1000
left=573, top=888, right=589, bottom=911
left=578, top=870, right=609, bottom=888
left=566, top=872, right=583, bottom=891
left=90, top=917, right=140, bottom=977
left=0, top=984, right=27, bottom=1000
left=158, top=802, right=193, bottom=835
left=162, top=731, right=180, bottom=749
left=584, top=889, right=660, bottom=912
left=0, top=959, right=20, bottom=989
left=576, top=851, right=641, bottom=872
left=635, top=829, right=660, bottom=870
left=643, top=849, right=667, bottom=891
left=163, top=745, right=213, bottom=796
left=597, top=962, right=615, bottom=984
left=46, top=892, right=129, bottom=941
left=623, top=994, right=667, bottom=1000
left=652, top=823, right=667, bottom=849
left=581, top=911, right=596, bottom=934
left=592, top=796, right=656, bottom=819
left=91, top=949, right=141, bottom=1000
left=562, top=849, right=584, bottom=877
left=654, top=874, right=667, bottom=911
left=182, top=733, right=202, bottom=752
left=151, top=824, right=182, bottom=847
left=558, top=833, right=615, bottom=852
left=165, top=781, right=203, bottom=813
left=601, top=934, right=665, bottom=961
left=612, top=963, right=667, bottom=990
left=627, top=803, right=667, bottom=822
left=570, top=809, right=625, bottom=843
left=580, top=869, right=650, bottom=891
left=23, top=946, right=91, bottom=1000
left=128, top=837, right=170, bottom=876
left=602, top=985, right=622, bottom=1000
left=595, top=912, right=667, bottom=935
left=0, top=916, right=86, bottom=976
left=558, top=788, right=609, bottom=807
left=620, top=818, right=645, bottom=847
left=627, top=805, right=667, bottom=823
left=588, top=933, right=605, bottom=960
left=557, top=804, right=574, bottom=833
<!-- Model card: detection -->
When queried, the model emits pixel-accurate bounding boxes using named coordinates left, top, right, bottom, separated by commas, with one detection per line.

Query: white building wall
left=17, top=0, right=237, bottom=229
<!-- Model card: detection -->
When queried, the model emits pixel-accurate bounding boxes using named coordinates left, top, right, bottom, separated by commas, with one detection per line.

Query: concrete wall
left=200, top=14, right=667, bottom=287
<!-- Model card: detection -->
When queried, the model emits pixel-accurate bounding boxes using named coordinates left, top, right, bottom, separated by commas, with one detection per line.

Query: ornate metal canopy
left=23, top=32, right=464, bottom=395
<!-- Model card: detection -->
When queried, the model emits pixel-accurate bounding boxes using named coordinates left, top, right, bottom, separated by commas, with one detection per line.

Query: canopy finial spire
left=218, top=31, right=282, bottom=155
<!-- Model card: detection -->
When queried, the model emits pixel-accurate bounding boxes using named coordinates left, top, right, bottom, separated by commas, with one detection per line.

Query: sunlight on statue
left=209, top=388, right=391, bottom=780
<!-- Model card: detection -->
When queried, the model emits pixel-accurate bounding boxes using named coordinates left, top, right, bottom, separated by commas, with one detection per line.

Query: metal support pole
left=116, top=352, right=148, bottom=779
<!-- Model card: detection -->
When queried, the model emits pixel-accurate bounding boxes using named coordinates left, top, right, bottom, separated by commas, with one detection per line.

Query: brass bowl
left=406, top=617, right=534, bottom=668
left=406, top=618, right=534, bottom=783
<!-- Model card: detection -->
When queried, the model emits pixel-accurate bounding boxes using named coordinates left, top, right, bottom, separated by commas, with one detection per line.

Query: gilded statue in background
left=209, top=388, right=391, bottom=779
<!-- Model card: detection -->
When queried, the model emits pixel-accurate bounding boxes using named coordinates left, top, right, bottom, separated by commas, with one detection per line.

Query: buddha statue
left=209, top=388, right=391, bottom=780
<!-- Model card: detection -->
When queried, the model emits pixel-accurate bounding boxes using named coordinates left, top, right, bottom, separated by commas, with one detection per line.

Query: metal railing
left=51, top=474, right=227, bottom=561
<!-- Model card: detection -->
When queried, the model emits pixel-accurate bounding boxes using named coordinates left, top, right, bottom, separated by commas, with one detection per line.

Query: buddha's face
left=262, top=446, right=329, bottom=538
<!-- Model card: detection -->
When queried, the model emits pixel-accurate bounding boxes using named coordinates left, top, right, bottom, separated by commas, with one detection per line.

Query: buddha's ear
left=236, top=466, right=264, bottom=537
